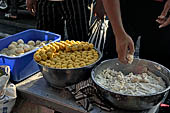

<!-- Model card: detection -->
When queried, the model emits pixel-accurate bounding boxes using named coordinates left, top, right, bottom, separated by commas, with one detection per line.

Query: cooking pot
left=91, top=58, right=170, bottom=110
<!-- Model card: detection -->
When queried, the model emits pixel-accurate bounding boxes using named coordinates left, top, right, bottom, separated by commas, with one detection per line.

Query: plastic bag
left=0, top=66, right=17, bottom=113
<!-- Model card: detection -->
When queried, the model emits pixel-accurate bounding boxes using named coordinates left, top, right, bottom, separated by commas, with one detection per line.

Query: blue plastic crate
left=0, top=29, right=61, bottom=82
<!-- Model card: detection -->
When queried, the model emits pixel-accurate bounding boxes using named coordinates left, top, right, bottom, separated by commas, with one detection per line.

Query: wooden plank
left=16, top=72, right=160, bottom=113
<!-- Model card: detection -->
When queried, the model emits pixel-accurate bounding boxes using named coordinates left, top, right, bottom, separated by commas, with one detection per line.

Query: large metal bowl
left=91, top=58, right=170, bottom=110
left=36, top=49, right=102, bottom=88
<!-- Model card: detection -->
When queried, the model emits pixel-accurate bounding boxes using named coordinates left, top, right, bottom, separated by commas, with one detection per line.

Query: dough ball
left=9, top=48, right=17, bottom=55
left=11, top=41, right=18, bottom=46
left=23, top=44, right=31, bottom=52
left=8, top=44, right=16, bottom=50
left=17, top=39, right=24, bottom=44
left=39, top=42, right=46, bottom=47
left=17, top=43, right=24, bottom=48
left=127, top=54, right=134, bottom=64
left=36, top=40, right=41, bottom=45
left=15, top=48, right=24, bottom=54
left=28, top=40, right=35, bottom=46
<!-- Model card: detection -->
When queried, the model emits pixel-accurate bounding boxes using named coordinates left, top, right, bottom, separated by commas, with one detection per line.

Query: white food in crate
left=17, top=39, right=24, bottom=44
left=28, top=40, right=36, bottom=46
left=95, top=68, right=166, bottom=96
left=0, top=39, right=50, bottom=57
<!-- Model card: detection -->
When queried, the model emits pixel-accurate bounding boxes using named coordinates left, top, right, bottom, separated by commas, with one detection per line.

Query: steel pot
left=36, top=49, right=102, bottom=88
left=91, top=58, right=170, bottom=110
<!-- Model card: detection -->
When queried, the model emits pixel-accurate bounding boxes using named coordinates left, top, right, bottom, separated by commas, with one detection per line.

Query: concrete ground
left=0, top=9, right=36, bottom=37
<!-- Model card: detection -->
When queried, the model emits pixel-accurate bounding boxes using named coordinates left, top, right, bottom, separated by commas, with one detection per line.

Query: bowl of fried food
left=34, top=40, right=102, bottom=88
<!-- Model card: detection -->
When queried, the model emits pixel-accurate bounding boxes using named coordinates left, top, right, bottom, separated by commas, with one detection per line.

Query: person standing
left=26, top=0, right=93, bottom=41
left=101, top=0, right=170, bottom=69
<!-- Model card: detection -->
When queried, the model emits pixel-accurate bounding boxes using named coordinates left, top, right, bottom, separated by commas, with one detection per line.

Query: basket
left=0, top=29, right=61, bottom=82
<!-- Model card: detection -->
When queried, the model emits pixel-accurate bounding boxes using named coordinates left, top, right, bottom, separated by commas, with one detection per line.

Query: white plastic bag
left=0, top=66, right=17, bottom=113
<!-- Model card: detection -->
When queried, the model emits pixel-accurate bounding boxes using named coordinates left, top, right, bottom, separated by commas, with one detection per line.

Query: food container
left=0, top=29, right=61, bottom=82
left=36, top=48, right=102, bottom=88
left=91, top=58, right=170, bottom=110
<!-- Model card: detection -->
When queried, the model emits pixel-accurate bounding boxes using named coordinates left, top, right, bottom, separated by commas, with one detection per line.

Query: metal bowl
left=36, top=49, right=102, bottom=88
left=91, top=58, right=170, bottom=110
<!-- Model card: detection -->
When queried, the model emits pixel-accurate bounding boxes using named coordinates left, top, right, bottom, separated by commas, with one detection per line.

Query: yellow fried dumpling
left=88, top=52, right=93, bottom=56
left=70, top=55, right=76, bottom=61
left=78, top=58, right=84, bottom=61
left=65, top=56, right=71, bottom=60
left=80, top=63, right=86, bottom=67
left=67, top=60, right=73, bottom=64
left=89, top=43, right=94, bottom=49
left=55, top=42, right=65, bottom=50
left=50, top=65, right=56, bottom=68
left=68, top=64, right=74, bottom=68
left=63, top=61, right=68, bottom=65
left=39, top=49, right=46, bottom=54
left=50, top=61, right=55, bottom=65
left=75, top=59, right=80, bottom=63
left=40, top=61, right=46, bottom=65
left=59, top=54, right=65, bottom=59
left=46, top=51, right=54, bottom=59
left=83, top=58, right=89, bottom=63
left=58, top=50, right=63, bottom=54
left=94, top=53, right=99, bottom=58
left=46, top=60, right=51, bottom=63
left=45, top=63, right=51, bottom=67
left=34, top=54, right=41, bottom=62
left=56, top=64, right=61, bottom=69
left=87, top=56, right=93, bottom=60
left=70, top=40, right=76, bottom=44
left=76, top=55, right=81, bottom=58
left=41, top=54, right=48, bottom=61
left=53, top=53, right=59, bottom=58
left=71, top=44, right=78, bottom=51
left=93, top=56, right=98, bottom=61
left=52, top=58, right=58, bottom=63
left=49, top=45, right=56, bottom=52
left=39, top=61, right=46, bottom=65
left=61, top=64, right=67, bottom=68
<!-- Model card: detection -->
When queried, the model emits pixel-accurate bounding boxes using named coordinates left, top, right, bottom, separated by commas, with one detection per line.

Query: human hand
left=94, top=0, right=106, bottom=20
left=26, top=0, right=37, bottom=16
left=115, top=33, right=135, bottom=64
left=156, top=0, right=170, bottom=28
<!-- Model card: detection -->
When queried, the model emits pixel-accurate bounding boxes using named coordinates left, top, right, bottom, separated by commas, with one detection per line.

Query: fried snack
left=55, top=42, right=65, bottom=50
left=34, top=40, right=99, bottom=68
left=83, top=44, right=89, bottom=50
left=68, top=64, right=74, bottom=69
left=34, top=54, right=41, bottom=62
left=41, top=54, right=48, bottom=61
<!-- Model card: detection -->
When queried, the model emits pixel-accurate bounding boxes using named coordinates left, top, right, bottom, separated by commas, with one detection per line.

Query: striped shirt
left=37, top=0, right=92, bottom=41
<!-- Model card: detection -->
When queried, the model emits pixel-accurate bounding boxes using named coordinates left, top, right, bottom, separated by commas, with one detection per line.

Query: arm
left=101, top=0, right=135, bottom=64
left=26, top=0, right=37, bottom=16
left=94, top=0, right=106, bottom=19
left=156, top=0, right=170, bottom=28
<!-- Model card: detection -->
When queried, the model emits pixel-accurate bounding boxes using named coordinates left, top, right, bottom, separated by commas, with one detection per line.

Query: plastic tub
left=0, top=29, right=61, bottom=82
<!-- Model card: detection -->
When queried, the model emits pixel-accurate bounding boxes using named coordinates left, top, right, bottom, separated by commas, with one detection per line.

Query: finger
left=118, top=48, right=128, bottom=64
left=128, top=41, right=135, bottom=55
left=160, top=3, right=170, bottom=17
left=159, top=17, right=170, bottom=28
left=118, top=55, right=128, bottom=64
left=156, top=19, right=166, bottom=24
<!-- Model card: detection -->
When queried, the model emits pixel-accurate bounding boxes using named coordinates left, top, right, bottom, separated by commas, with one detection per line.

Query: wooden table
left=16, top=72, right=161, bottom=113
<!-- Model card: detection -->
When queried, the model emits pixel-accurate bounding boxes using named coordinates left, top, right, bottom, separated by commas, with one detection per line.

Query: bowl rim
left=34, top=48, right=103, bottom=70
left=91, top=58, right=170, bottom=97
